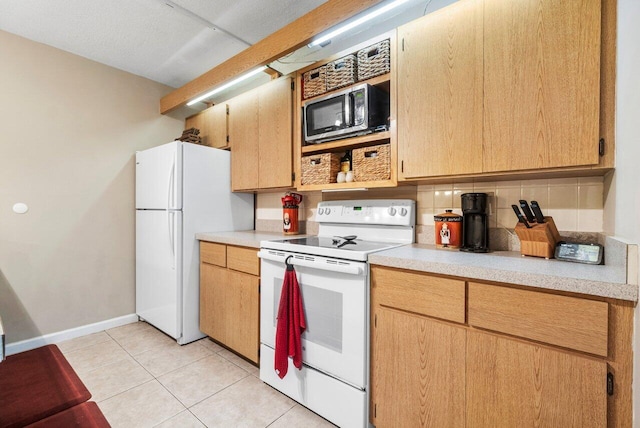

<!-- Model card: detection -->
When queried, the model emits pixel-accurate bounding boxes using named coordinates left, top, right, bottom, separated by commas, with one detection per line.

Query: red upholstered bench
left=0, top=344, right=108, bottom=428
left=25, top=402, right=109, bottom=428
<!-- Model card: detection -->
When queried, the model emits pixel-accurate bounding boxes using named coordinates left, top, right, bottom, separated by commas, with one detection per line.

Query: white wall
left=0, top=30, right=183, bottom=343
left=611, top=0, right=640, bottom=422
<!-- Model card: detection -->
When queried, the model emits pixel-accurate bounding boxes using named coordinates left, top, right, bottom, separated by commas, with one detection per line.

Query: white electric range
left=258, top=199, right=415, bottom=428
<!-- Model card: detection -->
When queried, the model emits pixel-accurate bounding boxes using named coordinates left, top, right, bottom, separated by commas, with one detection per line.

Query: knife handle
left=519, top=200, right=535, bottom=223
left=530, top=200, right=545, bottom=223
left=512, top=204, right=532, bottom=228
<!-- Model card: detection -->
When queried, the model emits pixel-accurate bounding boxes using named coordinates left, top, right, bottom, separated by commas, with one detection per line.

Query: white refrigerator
left=135, top=141, right=254, bottom=344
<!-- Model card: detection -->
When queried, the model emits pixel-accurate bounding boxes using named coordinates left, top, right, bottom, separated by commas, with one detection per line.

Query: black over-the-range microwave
left=303, top=83, right=390, bottom=144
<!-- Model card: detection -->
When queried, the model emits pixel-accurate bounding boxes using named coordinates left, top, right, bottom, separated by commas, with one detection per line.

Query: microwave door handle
left=351, top=91, right=364, bottom=127
left=345, top=93, right=352, bottom=126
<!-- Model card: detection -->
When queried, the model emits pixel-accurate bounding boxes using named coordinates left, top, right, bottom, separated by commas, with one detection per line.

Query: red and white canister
left=434, top=209, right=462, bottom=249
left=281, top=192, right=303, bottom=235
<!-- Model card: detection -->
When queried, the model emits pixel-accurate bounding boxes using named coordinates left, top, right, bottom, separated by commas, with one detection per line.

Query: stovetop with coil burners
left=260, top=200, right=416, bottom=261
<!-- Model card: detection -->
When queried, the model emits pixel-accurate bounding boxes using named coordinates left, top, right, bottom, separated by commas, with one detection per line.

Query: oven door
left=258, top=249, right=368, bottom=389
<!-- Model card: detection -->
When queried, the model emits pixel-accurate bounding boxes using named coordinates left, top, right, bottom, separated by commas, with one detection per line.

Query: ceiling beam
left=160, top=0, right=385, bottom=114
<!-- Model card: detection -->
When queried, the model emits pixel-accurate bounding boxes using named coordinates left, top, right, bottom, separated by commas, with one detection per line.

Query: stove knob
left=399, top=207, right=408, bottom=216
left=325, top=208, right=331, bottom=215
left=387, top=207, right=397, bottom=216
left=318, top=208, right=324, bottom=215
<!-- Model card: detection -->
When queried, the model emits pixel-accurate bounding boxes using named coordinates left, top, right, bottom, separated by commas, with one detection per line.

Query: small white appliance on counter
left=135, top=141, right=254, bottom=345
left=258, top=199, right=415, bottom=427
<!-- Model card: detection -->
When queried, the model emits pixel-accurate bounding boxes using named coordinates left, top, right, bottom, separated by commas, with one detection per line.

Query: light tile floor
left=59, top=322, right=336, bottom=428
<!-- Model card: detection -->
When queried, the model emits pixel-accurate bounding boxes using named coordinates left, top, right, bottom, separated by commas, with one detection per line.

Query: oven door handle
left=257, top=250, right=364, bottom=276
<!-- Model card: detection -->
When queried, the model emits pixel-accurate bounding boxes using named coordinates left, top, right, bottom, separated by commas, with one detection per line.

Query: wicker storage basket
left=357, top=39, right=391, bottom=81
left=303, top=66, right=327, bottom=99
left=326, top=55, right=357, bottom=91
left=301, top=153, right=341, bottom=185
left=353, top=144, right=391, bottom=182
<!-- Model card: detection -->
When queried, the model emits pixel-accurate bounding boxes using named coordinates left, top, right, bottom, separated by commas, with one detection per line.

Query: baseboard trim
left=5, top=314, right=139, bottom=356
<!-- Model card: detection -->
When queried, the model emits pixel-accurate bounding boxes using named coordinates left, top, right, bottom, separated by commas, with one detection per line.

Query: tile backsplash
left=418, top=177, right=604, bottom=233
left=255, top=177, right=604, bottom=245
left=255, top=191, right=322, bottom=234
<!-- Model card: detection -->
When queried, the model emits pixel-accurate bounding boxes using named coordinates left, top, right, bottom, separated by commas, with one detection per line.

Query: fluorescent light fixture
left=308, top=0, right=409, bottom=48
left=187, top=66, right=268, bottom=106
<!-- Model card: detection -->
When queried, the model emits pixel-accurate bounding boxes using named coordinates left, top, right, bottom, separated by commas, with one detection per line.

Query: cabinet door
left=397, top=0, right=483, bottom=179
left=224, top=270, right=260, bottom=364
left=371, top=306, right=465, bottom=427
left=483, top=0, right=601, bottom=172
left=467, top=330, right=607, bottom=427
left=208, top=103, right=228, bottom=149
left=228, top=90, right=259, bottom=191
left=258, top=77, right=293, bottom=188
left=199, top=263, right=228, bottom=344
left=185, top=111, right=205, bottom=133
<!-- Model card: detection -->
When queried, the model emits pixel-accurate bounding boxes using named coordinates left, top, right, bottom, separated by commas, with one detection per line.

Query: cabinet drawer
left=227, top=245, right=259, bottom=276
left=468, top=282, right=608, bottom=356
left=200, top=242, right=226, bottom=267
left=371, top=267, right=465, bottom=324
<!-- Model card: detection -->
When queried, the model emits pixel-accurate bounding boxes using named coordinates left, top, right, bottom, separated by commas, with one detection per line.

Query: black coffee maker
left=460, top=193, right=489, bottom=253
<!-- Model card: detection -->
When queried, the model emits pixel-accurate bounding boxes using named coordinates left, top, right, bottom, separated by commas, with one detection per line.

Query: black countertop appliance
left=460, top=193, right=489, bottom=253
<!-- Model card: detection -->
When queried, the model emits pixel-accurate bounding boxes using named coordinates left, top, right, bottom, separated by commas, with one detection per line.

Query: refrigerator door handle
left=168, top=211, right=175, bottom=270
left=167, top=151, right=176, bottom=210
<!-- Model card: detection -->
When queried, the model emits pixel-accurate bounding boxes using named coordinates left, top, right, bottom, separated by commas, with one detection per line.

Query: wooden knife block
left=514, top=217, right=561, bottom=259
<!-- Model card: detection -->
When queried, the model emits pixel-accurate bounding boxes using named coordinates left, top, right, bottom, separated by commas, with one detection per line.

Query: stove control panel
left=316, top=199, right=415, bottom=226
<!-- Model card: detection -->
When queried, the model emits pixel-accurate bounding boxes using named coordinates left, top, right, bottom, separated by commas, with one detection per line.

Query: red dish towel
left=274, top=263, right=306, bottom=379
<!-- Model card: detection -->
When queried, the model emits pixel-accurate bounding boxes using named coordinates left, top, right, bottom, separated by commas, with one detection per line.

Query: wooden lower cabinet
left=372, top=307, right=465, bottom=427
left=200, top=263, right=228, bottom=343
left=467, top=330, right=607, bottom=428
left=199, top=242, right=260, bottom=364
left=370, top=265, right=631, bottom=428
left=223, top=269, right=259, bottom=362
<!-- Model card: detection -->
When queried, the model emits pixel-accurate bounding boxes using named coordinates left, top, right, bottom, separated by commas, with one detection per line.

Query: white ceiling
left=0, top=0, right=327, bottom=88
left=0, top=0, right=458, bottom=111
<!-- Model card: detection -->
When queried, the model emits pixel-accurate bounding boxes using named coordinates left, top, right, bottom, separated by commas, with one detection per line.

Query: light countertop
left=369, top=243, right=637, bottom=302
left=196, top=230, right=306, bottom=249
left=196, top=231, right=637, bottom=302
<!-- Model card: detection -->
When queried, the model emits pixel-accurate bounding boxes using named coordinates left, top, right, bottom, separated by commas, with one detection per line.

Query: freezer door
left=136, top=141, right=183, bottom=210
left=136, top=210, right=182, bottom=339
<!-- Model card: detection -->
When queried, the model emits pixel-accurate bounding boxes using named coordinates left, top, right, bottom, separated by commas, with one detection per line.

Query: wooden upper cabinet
left=229, top=77, right=293, bottom=191
left=185, top=111, right=205, bottom=134
left=258, top=77, right=293, bottom=189
left=206, top=103, right=228, bottom=149
left=229, top=90, right=259, bottom=191
left=185, top=103, right=228, bottom=149
left=397, top=0, right=483, bottom=179
left=483, top=0, right=601, bottom=173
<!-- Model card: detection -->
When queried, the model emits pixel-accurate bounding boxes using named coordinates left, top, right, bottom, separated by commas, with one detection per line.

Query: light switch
left=13, top=203, right=28, bottom=214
